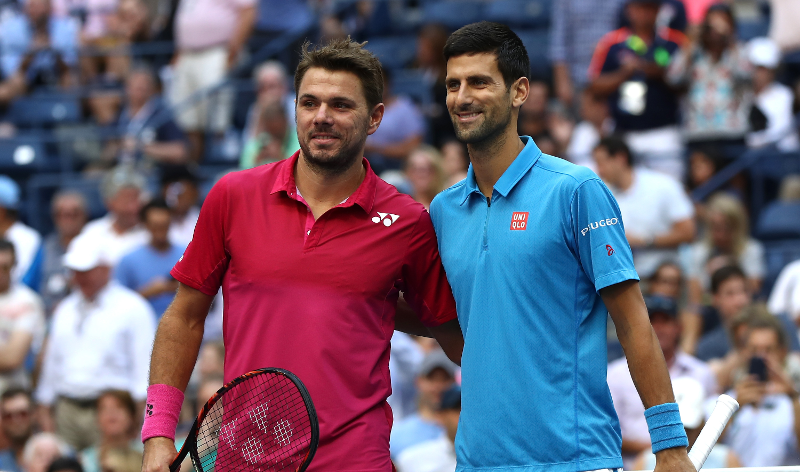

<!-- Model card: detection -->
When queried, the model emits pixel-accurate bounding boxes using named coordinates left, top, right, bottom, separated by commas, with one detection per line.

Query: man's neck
left=616, top=168, right=634, bottom=192
left=150, top=241, right=171, bottom=252
left=468, top=128, right=526, bottom=198
left=112, top=217, right=136, bottom=235
left=632, top=27, right=655, bottom=44
left=295, top=152, right=365, bottom=219
left=0, top=218, right=14, bottom=236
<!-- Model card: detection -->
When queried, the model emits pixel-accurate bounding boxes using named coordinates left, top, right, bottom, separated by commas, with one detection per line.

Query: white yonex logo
left=372, top=212, right=400, bottom=227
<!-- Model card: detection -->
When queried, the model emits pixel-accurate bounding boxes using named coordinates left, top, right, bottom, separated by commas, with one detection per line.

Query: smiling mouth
left=456, top=111, right=482, bottom=122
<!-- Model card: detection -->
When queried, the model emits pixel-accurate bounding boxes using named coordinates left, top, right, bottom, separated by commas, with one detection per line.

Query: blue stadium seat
left=0, top=134, right=55, bottom=174
left=390, top=69, right=433, bottom=108
left=762, top=239, right=800, bottom=297
left=6, top=93, right=81, bottom=127
left=365, top=36, right=418, bottom=71
left=422, top=1, right=484, bottom=29
left=756, top=202, right=800, bottom=240
left=515, top=29, right=551, bottom=78
left=738, top=20, right=769, bottom=42
left=484, top=0, right=551, bottom=29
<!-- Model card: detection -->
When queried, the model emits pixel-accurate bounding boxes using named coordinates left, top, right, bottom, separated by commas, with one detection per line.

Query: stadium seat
left=737, top=20, right=769, bottom=42
left=390, top=69, right=433, bottom=108
left=515, top=30, right=551, bottom=78
left=365, top=36, right=418, bottom=71
left=6, top=94, right=81, bottom=128
left=762, top=239, right=800, bottom=297
left=0, top=134, right=55, bottom=174
left=421, top=1, right=484, bottom=29
left=756, top=202, right=800, bottom=240
left=484, top=0, right=551, bottom=29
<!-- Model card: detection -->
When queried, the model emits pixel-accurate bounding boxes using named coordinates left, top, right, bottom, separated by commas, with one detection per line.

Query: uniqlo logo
left=510, top=212, right=529, bottom=230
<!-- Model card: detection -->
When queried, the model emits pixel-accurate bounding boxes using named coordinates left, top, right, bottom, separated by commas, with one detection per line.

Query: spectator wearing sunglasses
left=0, top=388, right=35, bottom=472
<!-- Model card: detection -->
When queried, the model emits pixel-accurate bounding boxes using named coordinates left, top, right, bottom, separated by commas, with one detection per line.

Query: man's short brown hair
left=294, top=38, right=384, bottom=110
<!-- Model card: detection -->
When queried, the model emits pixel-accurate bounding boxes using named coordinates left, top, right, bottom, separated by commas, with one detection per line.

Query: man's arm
left=602, top=280, right=694, bottom=472
left=628, top=219, right=695, bottom=249
left=142, top=283, right=214, bottom=472
left=227, top=5, right=256, bottom=69
left=395, top=295, right=463, bottom=366
left=0, top=330, right=33, bottom=371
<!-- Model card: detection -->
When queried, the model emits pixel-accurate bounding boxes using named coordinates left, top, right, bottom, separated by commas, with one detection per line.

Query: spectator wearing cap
left=25, top=191, right=88, bottom=316
left=390, top=349, right=457, bottom=462
left=588, top=0, right=688, bottom=180
left=607, top=295, right=717, bottom=469
left=395, top=384, right=459, bottom=472
left=696, top=266, right=753, bottom=362
left=746, top=37, right=800, bottom=152
left=0, top=240, right=45, bottom=394
left=115, top=200, right=184, bottom=319
left=633, top=377, right=741, bottom=469
left=0, top=388, right=37, bottom=472
left=0, top=176, right=42, bottom=284
left=592, top=136, right=695, bottom=278
left=35, top=232, right=156, bottom=451
left=159, top=166, right=200, bottom=247
left=80, top=167, right=148, bottom=267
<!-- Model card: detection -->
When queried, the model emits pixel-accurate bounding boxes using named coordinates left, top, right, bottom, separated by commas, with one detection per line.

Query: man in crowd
left=592, top=136, right=695, bottom=278
left=696, top=266, right=753, bottom=361
left=608, top=295, right=717, bottom=468
left=160, top=166, right=200, bottom=247
left=80, top=166, right=148, bottom=267
left=36, top=232, right=156, bottom=451
left=0, top=177, right=41, bottom=283
left=395, top=384, right=460, bottom=472
left=588, top=0, right=687, bottom=179
left=116, top=199, right=184, bottom=319
left=0, top=388, right=36, bottom=472
left=391, top=350, right=457, bottom=461
left=0, top=240, right=45, bottom=395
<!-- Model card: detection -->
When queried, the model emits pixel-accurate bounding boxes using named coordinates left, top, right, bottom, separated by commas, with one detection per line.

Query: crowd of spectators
left=0, top=0, right=799, bottom=470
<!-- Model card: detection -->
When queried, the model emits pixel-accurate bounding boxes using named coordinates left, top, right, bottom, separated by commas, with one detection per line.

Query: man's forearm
left=228, top=6, right=256, bottom=58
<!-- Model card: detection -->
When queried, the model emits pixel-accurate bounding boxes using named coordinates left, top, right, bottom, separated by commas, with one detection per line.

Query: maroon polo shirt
left=171, top=152, right=457, bottom=471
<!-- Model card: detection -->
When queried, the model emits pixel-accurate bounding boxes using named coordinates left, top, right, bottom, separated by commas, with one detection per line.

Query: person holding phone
left=727, top=313, right=800, bottom=467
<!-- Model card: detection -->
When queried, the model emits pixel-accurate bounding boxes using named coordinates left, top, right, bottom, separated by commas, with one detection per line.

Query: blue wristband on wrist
left=644, top=402, right=689, bottom=454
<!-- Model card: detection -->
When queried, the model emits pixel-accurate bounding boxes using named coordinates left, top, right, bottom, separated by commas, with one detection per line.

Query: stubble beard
left=450, top=103, right=513, bottom=155
left=298, top=124, right=369, bottom=177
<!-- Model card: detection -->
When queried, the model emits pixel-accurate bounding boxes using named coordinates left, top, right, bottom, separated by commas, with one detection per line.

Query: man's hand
left=735, top=376, right=766, bottom=406
left=654, top=446, right=695, bottom=472
left=142, top=436, right=178, bottom=472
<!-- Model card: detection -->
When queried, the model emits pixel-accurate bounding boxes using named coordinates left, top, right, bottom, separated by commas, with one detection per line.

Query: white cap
left=62, top=232, right=111, bottom=272
left=748, top=37, right=781, bottom=69
left=672, top=377, right=706, bottom=429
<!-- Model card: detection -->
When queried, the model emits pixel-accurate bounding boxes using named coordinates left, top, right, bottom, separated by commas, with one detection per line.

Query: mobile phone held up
left=748, top=356, right=768, bottom=382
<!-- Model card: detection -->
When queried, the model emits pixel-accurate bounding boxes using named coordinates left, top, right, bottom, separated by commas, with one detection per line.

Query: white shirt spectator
left=0, top=283, right=44, bottom=392
left=168, top=206, right=200, bottom=247
left=725, top=393, right=800, bottom=467
left=747, top=82, right=800, bottom=152
left=769, top=260, right=800, bottom=320
left=80, top=215, right=148, bottom=267
left=5, top=221, right=41, bottom=282
left=395, top=436, right=456, bottom=472
left=387, top=332, right=424, bottom=421
left=687, top=239, right=766, bottom=291
left=566, top=121, right=601, bottom=169
left=610, top=168, right=694, bottom=277
left=35, top=281, right=156, bottom=404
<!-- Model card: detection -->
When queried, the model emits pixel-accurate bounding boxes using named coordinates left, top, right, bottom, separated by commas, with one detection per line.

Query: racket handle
left=687, top=394, right=739, bottom=471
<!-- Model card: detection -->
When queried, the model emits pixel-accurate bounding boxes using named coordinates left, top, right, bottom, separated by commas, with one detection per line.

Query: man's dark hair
left=160, top=164, right=199, bottom=187
left=443, top=21, right=530, bottom=89
left=139, top=199, right=170, bottom=223
left=99, top=389, right=137, bottom=419
left=744, top=309, right=788, bottom=350
left=1, top=386, right=32, bottom=405
left=595, top=136, right=634, bottom=167
left=46, top=457, right=84, bottom=472
left=294, top=38, right=384, bottom=110
left=0, top=239, right=16, bottom=262
left=710, top=265, right=746, bottom=294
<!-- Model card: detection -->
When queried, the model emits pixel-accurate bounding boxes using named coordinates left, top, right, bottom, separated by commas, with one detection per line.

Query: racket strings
left=193, top=373, right=313, bottom=471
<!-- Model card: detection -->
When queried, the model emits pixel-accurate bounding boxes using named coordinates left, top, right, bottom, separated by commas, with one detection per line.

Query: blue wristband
left=644, top=402, right=689, bottom=454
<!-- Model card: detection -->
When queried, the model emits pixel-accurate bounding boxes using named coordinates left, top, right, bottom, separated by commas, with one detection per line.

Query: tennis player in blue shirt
left=430, top=22, right=695, bottom=472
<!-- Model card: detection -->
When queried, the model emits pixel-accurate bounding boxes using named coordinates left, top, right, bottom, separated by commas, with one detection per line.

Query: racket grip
left=687, top=394, right=739, bottom=471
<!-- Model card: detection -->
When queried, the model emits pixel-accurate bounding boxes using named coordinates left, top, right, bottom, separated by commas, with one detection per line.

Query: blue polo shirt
left=430, top=137, right=638, bottom=472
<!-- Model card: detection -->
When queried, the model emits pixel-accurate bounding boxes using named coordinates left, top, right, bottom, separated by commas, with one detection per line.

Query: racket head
left=172, top=368, right=319, bottom=472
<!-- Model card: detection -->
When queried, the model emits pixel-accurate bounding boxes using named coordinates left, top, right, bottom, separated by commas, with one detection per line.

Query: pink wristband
left=142, top=384, right=184, bottom=442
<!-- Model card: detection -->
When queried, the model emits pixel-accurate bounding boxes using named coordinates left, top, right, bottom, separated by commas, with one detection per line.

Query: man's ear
left=367, top=102, right=385, bottom=136
left=511, top=77, right=530, bottom=109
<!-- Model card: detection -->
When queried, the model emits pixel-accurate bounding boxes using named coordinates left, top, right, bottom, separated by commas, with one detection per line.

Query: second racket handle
left=687, top=394, right=739, bottom=471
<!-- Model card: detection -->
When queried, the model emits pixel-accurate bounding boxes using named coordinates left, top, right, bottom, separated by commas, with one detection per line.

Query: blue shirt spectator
left=115, top=200, right=183, bottom=319
left=0, top=0, right=78, bottom=79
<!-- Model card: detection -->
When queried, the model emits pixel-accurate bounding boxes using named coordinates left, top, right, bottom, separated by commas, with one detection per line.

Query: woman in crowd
left=405, top=145, right=445, bottom=211
left=80, top=391, right=141, bottom=472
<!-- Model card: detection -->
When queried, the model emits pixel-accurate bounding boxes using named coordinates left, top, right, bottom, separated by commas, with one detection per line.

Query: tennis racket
left=170, top=368, right=319, bottom=472
left=687, top=394, right=739, bottom=470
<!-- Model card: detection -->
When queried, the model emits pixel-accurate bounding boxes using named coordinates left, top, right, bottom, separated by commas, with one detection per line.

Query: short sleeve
left=170, top=176, right=230, bottom=296
left=570, top=179, right=639, bottom=291
left=400, top=210, right=457, bottom=327
left=115, top=254, right=137, bottom=290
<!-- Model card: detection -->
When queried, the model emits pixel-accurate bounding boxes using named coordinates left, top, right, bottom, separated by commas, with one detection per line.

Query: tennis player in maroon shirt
left=141, top=39, right=464, bottom=472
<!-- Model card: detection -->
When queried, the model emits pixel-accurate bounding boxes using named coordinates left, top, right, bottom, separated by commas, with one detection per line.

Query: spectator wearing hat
left=390, top=350, right=457, bottom=462
left=35, top=232, right=156, bottom=451
left=115, top=200, right=184, bottom=319
left=633, top=377, right=741, bottom=469
left=80, top=167, right=148, bottom=267
left=607, top=295, right=717, bottom=469
left=588, top=0, right=688, bottom=180
left=746, top=37, right=800, bottom=151
left=0, top=176, right=41, bottom=284
left=0, top=240, right=45, bottom=395
left=395, top=384, right=460, bottom=472
left=159, top=166, right=200, bottom=247
left=0, top=388, right=37, bottom=472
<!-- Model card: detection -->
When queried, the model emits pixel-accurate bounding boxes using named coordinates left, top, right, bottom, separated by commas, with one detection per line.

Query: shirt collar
left=458, top=136, right=542, bottom=205
left=270, top=151, right=377, bottom=214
